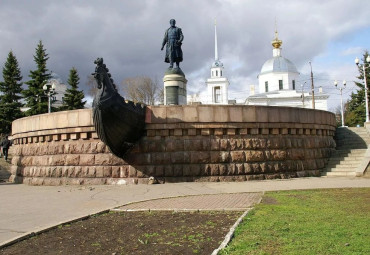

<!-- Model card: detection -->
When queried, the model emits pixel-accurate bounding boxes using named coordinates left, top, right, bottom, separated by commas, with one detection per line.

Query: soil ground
left=0, top=210, right=242, bottom=255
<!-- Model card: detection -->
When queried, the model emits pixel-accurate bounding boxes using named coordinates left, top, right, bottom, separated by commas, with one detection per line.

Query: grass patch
left=220, top=188, right=370, bottom=255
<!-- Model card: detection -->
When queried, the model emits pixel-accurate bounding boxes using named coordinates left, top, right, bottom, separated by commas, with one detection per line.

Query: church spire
left=271, top=19, right=282, bottom=49
left=212, top=20, right=223, bottom=68
left=215, top=19, right=218, bottom=61
left=271, top=20, right=282, bottom=57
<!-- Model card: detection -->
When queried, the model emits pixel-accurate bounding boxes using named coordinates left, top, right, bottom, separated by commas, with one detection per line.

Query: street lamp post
left=301, top=82, right=306, bottom=108
left=43, top=81, right=56, bottom=113
left=309, top=61, right=315, bottom=109
left=334, top=80, right=346, bottom=127
left=355, top=55, right=370, bottom=123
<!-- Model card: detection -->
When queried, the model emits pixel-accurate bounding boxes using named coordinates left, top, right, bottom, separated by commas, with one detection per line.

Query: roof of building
left=260, top=56, right=299, bottom=75
left=260, top=30, right=299, bottom=75
left=248, top=89, right=329, bottom=99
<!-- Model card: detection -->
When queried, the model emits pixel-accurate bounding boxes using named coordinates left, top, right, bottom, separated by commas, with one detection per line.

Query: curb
left=211, top=193, right=264, bottom=254
left=211, top=209, right=252, bottom=255
left=0, top=209, right=110, bottom=249
left=112, top=208, right=248, bottom=212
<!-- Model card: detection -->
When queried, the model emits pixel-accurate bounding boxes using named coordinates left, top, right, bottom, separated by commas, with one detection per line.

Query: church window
left=292, top=80, right=296, bottom=90
left=216, top=70, right=218, bottom=76
left=279, top=80, right=283, bottom=90
left=221, top=70, right=223, bottom=76
left=265, top=81, right=268, bottom=92
left=214, top=87, right=221, bottom=103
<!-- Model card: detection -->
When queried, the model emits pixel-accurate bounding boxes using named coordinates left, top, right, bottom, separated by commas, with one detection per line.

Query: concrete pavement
left=1, top=177, right=369, bottom=246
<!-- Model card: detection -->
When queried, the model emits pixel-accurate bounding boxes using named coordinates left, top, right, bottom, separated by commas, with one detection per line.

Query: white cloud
left=341, top=47, right=365, bottom=56
left=0, top=0, right=369, bottom=110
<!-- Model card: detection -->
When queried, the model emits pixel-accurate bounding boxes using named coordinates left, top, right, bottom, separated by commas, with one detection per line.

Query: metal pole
left=309, top=62, right=315, bottom=109
left=363, top=64, right=369, bottom=122
left=340, top=88, right=344, bottom=127
left=48, top=92, right=51, bottom=113
left=301, top=85, right=304, bottom=108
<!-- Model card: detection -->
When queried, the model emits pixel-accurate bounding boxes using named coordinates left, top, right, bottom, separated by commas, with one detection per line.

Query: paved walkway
left=0, top=177, right=369, bottom=246
left=115, top=193, right=263, bottom=211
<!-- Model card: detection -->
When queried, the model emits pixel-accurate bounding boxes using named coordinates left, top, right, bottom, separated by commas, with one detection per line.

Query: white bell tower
left=206, top=20, right=229, bottom=104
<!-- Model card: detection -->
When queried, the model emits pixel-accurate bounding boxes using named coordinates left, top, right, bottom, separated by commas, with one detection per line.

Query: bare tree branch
left=121, top=76, right=161, bottom=105
left=86, top=74, right=98, bottom=97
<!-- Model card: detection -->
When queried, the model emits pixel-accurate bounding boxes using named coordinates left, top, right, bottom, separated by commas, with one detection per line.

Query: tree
left=0, top=51, right=24, bottom=134
left=121, top=76, right=161, bottom=105
left=345, top=51, right=370, bottom=126
left=86, top=74, right=98, bottom=98
left=22, top=40, right=52, bottom=116
left=331, top=104, right=344, bottom=127
left=345, top=89, right=365, bottom=126
left=62, top=67, right=86, bottom=110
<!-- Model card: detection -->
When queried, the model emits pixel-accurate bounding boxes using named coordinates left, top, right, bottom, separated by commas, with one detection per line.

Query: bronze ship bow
left=92, top=58, right=146, bottom=158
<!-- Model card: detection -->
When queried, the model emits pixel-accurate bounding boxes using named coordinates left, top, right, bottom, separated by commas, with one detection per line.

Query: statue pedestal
left=163, top=68, right=187, bottom=105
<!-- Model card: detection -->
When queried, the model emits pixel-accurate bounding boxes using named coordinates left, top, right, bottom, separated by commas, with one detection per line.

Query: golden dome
left=271, top=30, right=282, bottom=49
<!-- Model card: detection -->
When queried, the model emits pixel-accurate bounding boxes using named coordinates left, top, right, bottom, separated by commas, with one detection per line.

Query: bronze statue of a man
left=161, top=19, right=184, bottom=69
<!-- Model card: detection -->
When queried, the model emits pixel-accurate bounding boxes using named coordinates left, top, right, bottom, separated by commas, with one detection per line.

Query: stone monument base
left=9, top=106, right=337, bottom=185
left=163, top=68, right=187, bottom=105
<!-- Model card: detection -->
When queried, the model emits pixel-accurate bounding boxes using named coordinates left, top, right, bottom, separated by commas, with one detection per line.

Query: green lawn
left=220, top=188, right=370, bottom=255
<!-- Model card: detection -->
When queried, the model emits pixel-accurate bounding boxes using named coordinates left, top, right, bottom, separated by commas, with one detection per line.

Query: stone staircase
left=323, top=127, right=370, bottom=177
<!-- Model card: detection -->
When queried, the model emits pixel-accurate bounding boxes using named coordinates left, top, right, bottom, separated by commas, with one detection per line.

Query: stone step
left=335, top=136, right=370, bottom=141
left=335, top=136, right=367, bottom=139
left=331, top=153, right=366, bottom=159
left=336, top=131, right=369, bottom=135
left=335, top=131, right=369, bottom=136
left=335, top=128, right=367, bottom=133
left=336, top=137, right=369, bottom=140
left=335, top=139, right=370, bottom=143
left=335, top=135, right=368, bottom=138
left=346, top=128, right=368, bottom=133
left=336, top=146, right=368, bottom=150
left=336, top=142, right=370, bottom=146
left=328, top=127, right=369, bottom=178
left=332, top=149, right=367, bottom=155
left=336, top=140, right=370, bottom=143
left=325, top=166, right=357, bottom=171
left=327, top=163, right=360, bottom=168
left=336, top=145, right=369, bottom=148
left=327, top=159, right=360, bottom=164
left=336, top=144, right=369, bottom=147
left=325, top=171, right=357, bottom=177
left=334, top=147, right=367, bottom=151
left=335, top=132, right=367, bottom=136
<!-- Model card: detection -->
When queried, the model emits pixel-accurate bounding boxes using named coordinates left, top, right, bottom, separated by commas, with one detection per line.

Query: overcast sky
left=0, top=0, right=369, bottom=111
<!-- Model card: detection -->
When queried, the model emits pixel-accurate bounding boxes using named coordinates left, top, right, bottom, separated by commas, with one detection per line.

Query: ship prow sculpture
left=92, top=57, right=146, bottom=158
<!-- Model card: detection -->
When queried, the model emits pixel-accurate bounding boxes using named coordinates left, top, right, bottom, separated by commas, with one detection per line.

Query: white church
left=187, top=24, right=329, bottom=111
left=205, top=22, right=230, bottom=105
left=245, top=30, right=329, bottom=110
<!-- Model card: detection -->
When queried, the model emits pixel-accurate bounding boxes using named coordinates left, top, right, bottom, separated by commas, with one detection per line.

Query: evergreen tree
left=22, top=40, right=51, bottom=116
left=0, top=51, right=24, bottom=134
left=345, top=51, right=370, bottom=126
left=62, top=67, right=86, bottom=110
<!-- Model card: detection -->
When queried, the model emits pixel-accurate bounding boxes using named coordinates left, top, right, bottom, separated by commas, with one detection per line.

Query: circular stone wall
left=9, top=106, right=336, bottom=185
